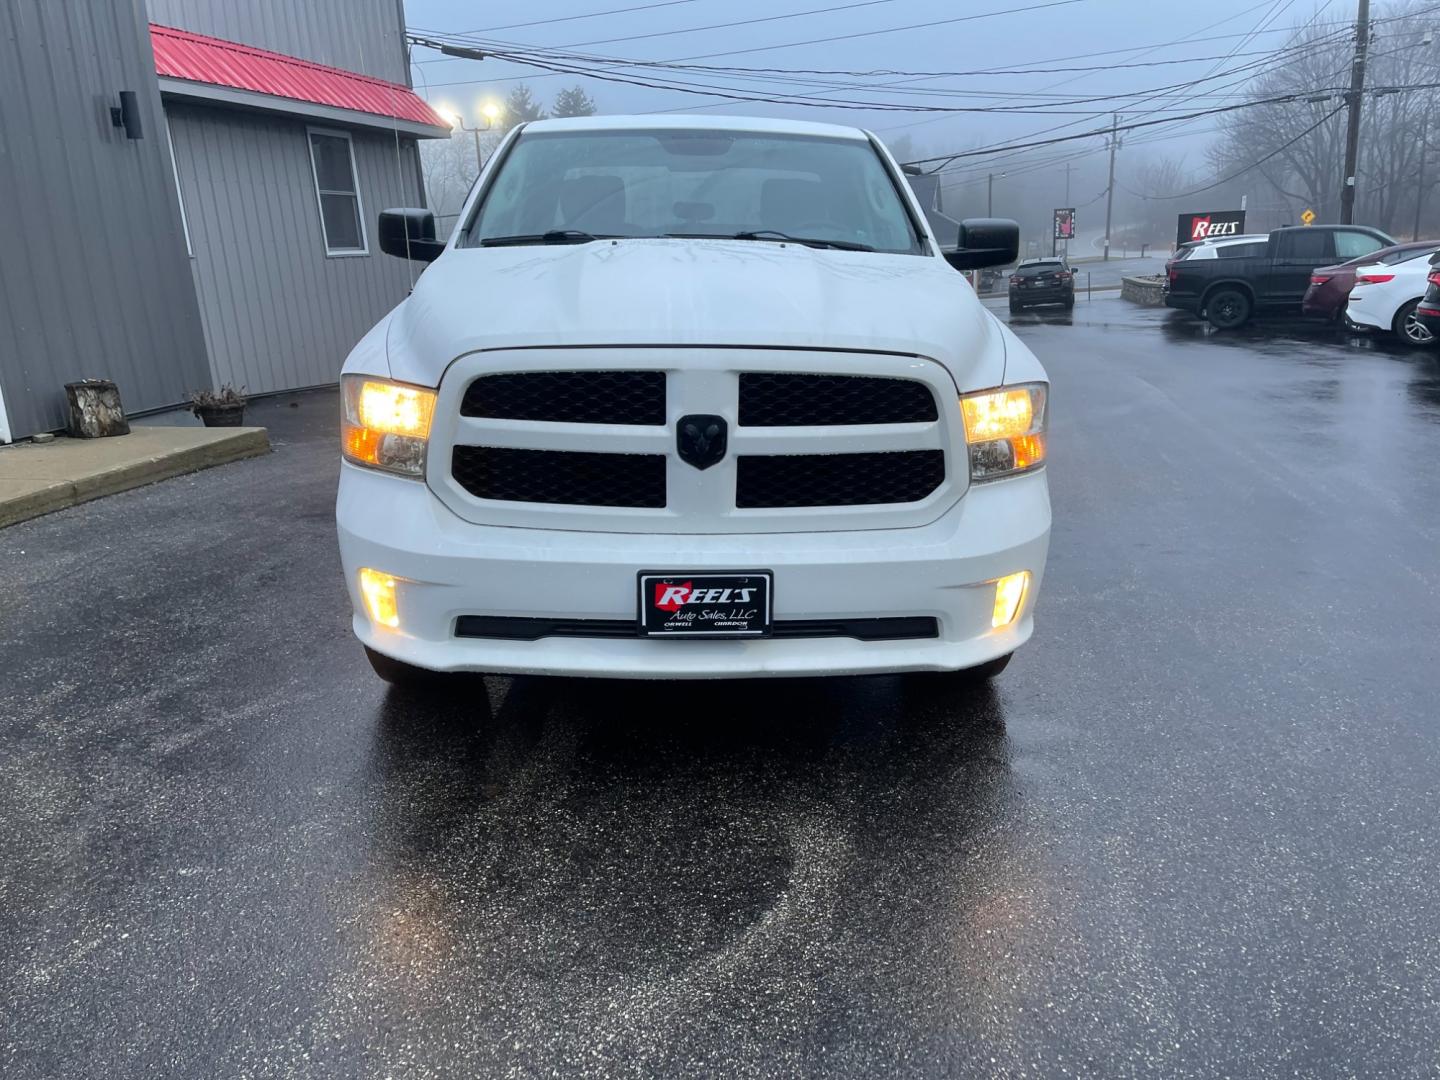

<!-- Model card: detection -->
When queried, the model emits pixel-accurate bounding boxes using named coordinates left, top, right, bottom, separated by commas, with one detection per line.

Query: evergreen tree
left=551, top=86, right=598, bottom=118
left=500, top=84, right=546, bottom=132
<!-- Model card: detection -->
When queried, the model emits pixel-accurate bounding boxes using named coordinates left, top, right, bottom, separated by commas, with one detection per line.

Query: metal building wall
left=165, top=102, right=424, bottom=395
left=0, top=0, right=210, bottom=440
left=145, top=0, right=409, bottom=83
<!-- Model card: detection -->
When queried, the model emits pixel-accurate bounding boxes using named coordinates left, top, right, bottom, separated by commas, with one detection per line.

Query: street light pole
left=1415, top=113, right=1429, bottom=241
left=438, top=103, right=502, bottom=177
left=1340, top=0, right=1371, bottom=225
left=453, top=115, right=490, bottom=173
left=988, top=172, right=994, bottom=216
left=1103, top=113, right=1119, bottom=262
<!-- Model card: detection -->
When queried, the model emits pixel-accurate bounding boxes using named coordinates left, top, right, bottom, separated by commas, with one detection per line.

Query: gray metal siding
left=166, top=102, right=423, bottom=395
left=0, top=0, right=210, bottom=439
left=145, top=0, right=409, bottom=83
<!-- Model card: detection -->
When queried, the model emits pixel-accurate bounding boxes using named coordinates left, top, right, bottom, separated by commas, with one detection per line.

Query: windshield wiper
left=663, top=230, right=873, bottom=252
left=732, top=230, right=874, bottom=252
left=479, top=229, right=606, bottom=247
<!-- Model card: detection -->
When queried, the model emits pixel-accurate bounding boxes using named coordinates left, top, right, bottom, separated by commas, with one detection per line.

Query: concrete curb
left=0, top=427, right=270, bottom=529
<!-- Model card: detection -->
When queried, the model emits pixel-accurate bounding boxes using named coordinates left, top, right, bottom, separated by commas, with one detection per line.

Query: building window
left=307, top=128, right=367, bottom=256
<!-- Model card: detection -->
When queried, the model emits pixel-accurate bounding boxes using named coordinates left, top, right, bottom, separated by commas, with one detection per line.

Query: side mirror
left=944, top=218, right=1020, bottom=271
left=378, top=208, right=446, bottom=262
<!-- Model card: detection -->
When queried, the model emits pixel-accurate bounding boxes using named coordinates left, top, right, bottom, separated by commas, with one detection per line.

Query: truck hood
left=377, top=239, right=1006, bottom=390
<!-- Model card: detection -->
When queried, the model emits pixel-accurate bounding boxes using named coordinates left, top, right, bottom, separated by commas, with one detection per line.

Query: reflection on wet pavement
left=5, top=299, right=1440, bottom=1077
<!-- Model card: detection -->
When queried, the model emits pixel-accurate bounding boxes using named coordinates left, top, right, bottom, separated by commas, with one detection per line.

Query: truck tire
left=1204, top=288, right=1251, bottom=330
left=1394, top=299, right=1436, bottom=346
left=365, top=645, right=446, bottom=687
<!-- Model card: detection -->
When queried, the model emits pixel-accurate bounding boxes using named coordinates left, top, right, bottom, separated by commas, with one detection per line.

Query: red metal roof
left=150, top=24, right=448, bottom=130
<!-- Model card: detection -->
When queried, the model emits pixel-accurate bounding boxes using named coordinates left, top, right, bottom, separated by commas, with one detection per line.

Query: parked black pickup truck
left=1166, top=224, right=1394, bottom=329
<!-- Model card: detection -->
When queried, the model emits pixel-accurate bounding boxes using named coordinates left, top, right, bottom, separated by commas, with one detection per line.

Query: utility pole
left=988, top=172, right=994, bottom=216
left=1340, top=0, right=1371, bottom=225
left=1064, top=162, right=1072, bottom=258
left=1103, top=113, right=1119, bottom=262
left=1415, top=113, right=1429, bottom=240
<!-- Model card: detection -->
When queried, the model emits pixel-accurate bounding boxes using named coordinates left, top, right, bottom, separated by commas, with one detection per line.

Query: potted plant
left=189, top=384, right=247, bottom=427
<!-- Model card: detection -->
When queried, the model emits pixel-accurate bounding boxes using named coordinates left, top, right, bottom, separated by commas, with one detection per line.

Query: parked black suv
left=1165, top=224, right=1394, bottom=329
left=1009, top=257, right=1074, bottom=313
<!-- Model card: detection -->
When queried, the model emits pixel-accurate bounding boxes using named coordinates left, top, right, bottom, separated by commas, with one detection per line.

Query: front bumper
left=336, top=463, right=1051, bottom=679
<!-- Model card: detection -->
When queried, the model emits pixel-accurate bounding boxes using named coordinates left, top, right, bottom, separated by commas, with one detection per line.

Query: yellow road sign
left=1301, top=208, right=1316, bottom=225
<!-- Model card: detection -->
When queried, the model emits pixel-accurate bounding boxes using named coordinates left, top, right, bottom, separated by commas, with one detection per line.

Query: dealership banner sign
left=1177, top=210, right=1247, bottom=246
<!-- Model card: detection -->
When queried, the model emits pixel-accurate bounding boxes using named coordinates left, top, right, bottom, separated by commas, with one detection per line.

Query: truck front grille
left=460, top=370, right=666, bottom=425
left=434, top=349, right=963, bottom=533
left=739, top=372, right=938, bottom=426
left=735, top=450, right=945, bottom=508
left=451, top=446, right=666, bottom=507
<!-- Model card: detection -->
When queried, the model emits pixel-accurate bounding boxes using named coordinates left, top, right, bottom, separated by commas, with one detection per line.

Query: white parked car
left=336, top=115, right=1050, bottom=684
left=1345, top=249, right=1440, bottom=345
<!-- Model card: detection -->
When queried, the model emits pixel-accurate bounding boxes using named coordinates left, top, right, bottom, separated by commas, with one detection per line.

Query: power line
left=411, top=0, right=1089, bottom=86
left=555, top=0, right=907, bottom=51
left=410, top=11, right=1347, bottom=118
left=1119, top=104, right=1346, bottom=199
left=453, top=36, right=1348, bottom=115
left=425, top=0, right=708, bottom=40
left=901, top=83, right=1440, bottom=169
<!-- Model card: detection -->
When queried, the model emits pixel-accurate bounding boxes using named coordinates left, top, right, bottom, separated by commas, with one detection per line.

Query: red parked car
left=1302, top=240, right=1440, bottom=320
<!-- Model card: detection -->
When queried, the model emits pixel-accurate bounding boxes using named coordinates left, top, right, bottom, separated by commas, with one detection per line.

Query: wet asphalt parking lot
left=4, top=298, right=1440, bottom=1079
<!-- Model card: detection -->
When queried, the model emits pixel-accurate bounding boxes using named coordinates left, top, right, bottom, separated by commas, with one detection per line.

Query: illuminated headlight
left=960, top=382, right=1048, bottom=481
left=341, top=375, right=436, bottom=477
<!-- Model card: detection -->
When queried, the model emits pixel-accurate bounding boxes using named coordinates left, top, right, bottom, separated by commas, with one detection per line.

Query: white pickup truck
left=336, top=115, right=1050, bottom=684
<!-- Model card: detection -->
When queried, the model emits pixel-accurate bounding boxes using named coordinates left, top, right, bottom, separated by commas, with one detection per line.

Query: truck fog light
left=359, top=567, right=400, bottom=628
left=992, top=571, right=1030, bottom=628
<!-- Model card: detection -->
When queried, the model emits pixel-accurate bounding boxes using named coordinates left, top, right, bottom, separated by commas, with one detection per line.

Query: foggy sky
left=402, top=0, right=1340, bottom=221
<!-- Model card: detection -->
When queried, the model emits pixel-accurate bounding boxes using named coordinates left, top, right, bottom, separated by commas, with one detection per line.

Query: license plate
left=638, top=571, right=772, bottom=637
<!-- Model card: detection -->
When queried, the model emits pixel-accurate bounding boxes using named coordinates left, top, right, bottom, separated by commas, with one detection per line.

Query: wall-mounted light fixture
left=110, top=90, right=143, bottom=139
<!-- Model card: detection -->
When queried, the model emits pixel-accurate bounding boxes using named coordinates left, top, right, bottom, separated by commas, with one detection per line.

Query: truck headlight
left=341, top=375, right=436, bottom=478
left=960, top=383, right=1047, bottom=481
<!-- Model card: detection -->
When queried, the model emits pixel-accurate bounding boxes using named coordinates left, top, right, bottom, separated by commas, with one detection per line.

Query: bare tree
left=1210, top=2, right=1440, bottom=232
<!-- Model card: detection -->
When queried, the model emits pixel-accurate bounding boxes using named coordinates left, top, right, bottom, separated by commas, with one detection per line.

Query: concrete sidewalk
left=0, top=425, right=269, bottom=529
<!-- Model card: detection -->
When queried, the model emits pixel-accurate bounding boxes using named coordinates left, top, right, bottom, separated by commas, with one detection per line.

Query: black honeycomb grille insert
left=736, top=450, right=944, bottom=508
left=452, top=446, right=666, bottom=507
left=738, top=372, right=937, bottom=426
left=460, top=370, right=665, bottom=425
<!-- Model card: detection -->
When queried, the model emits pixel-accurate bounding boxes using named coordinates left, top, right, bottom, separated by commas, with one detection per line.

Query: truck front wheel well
left=1200, top=281, right=1255, bottom=312
left=1200, top=282, right=1255, bottom=330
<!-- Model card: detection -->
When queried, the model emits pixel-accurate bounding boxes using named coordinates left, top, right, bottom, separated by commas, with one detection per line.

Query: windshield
left=1016, top=262, right=1062, bottom=277
left=462, top=128, right=925, bottom=254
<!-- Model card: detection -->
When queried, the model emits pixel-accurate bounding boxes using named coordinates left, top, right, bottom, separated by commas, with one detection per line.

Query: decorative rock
left=64, top=380, right=130, bottom=439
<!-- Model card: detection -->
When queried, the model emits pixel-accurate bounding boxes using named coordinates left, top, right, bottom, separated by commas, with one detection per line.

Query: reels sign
left=1177, top=209, right=1247, bottom=246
